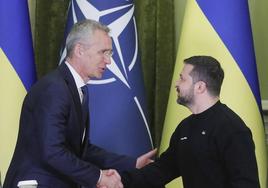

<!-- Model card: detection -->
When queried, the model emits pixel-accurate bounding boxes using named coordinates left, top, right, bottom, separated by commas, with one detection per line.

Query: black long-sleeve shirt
left=123, top=101, right=260, bottom=188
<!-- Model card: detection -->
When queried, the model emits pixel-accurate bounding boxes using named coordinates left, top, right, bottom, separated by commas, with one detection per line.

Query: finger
left=143, top=148, right=157, bottom=158
left=105, top=169, right=121, bottom=182
left=111, top=170, right=121, bottom=180
left=105, top=169, right=115, bottom=176
left=109, top=177, right=122, bottom=188
left=97, top=186, right=107, bottom=188
left=148, top=159, right=154, bottom=163
left=115, top=181, right=124, bottom=188
left=119, top=182, right=124, bottom=188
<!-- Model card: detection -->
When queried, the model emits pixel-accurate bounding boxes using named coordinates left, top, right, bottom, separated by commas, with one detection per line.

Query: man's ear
left=195, top=81, right=206, bottom=94
left=74, top=43, right=84, bottom=57
left=79, top=48, right=84, bottom=55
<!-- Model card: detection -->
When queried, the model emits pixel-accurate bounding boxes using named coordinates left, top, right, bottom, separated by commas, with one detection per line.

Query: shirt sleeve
left=221, top=130, right=260, bottom=188
left=122, top=128, right=181, bottom=188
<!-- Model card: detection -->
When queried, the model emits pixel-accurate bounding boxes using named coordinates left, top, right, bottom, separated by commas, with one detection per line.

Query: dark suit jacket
left=4, top=63, right=135, bottom=188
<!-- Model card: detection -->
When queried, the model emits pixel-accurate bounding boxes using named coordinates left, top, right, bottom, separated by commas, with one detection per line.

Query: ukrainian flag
left=0, top=0, right=36, bottom=181
left=160, top=0, right=267, bottom=187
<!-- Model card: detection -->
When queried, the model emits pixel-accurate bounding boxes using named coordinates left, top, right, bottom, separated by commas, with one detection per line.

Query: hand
left=136, top=148, right=157, bottom=169
left=97, top=169, right=123, bottom=188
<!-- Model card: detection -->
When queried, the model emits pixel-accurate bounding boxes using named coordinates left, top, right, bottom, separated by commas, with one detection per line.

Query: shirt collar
left=65, top=61, right=86, bottom=89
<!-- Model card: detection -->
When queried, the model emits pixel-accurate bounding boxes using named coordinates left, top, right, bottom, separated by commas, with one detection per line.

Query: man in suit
left=4, top=19, right=156, bottom=188
left=122, top=56, right=260, bottom=188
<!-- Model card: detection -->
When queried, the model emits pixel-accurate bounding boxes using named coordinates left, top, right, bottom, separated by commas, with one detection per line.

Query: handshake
left=96, top=148, right=157, bottom=188
left=96, top=169, right=123, bottom=188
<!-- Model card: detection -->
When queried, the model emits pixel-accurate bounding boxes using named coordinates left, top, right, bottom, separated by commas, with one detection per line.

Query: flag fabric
left=160, top=0, right=267, bottom=187
left=61, top=0, right=153, bottom=157
left=0, top=0, right=36, bottom=181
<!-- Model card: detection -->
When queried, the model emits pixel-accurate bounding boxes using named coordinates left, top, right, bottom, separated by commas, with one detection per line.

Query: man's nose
left=104, top=56, right=112, bottom=65
left=175, top=80, right=180, bottom=88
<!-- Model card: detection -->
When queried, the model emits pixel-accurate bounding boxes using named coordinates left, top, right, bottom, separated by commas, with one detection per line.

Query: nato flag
left=61, top=0, right=153, bottom=157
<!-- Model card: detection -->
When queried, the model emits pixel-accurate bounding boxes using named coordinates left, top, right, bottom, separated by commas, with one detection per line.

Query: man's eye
left=99, top=50, right=113, bottom=57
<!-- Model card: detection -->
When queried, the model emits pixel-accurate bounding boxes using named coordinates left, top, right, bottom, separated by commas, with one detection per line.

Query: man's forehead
left=182, top=64, right=194, bottom=74
left=87, top=35, right=112, bottom=50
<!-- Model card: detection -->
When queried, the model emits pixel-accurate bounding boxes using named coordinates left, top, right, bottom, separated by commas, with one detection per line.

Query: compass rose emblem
left=61, top=0, right=153, bottom=153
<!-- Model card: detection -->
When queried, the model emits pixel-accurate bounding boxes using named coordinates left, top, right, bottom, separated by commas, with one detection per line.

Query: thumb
left=143, top=148, right=157, bottom=158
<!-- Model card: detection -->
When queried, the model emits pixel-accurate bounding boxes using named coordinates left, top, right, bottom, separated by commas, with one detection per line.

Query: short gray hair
left=66, top=19, right=110, bottom=57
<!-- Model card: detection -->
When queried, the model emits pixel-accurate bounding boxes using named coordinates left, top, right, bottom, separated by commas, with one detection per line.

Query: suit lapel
left=58, top=63, right=83, bottom=136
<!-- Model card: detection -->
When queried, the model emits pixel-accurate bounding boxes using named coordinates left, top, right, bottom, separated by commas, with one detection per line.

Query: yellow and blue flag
left=0, top=0, right=36, bottom=181
left=60, top=0, right=153, bottom=157
left=160, top=0, right=267, bottom=187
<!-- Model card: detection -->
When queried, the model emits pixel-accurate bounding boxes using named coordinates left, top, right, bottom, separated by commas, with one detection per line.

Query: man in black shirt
left=122, top=56, right=260, bottom=188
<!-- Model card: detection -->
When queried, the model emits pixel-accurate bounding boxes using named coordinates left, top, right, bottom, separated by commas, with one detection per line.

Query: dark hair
left=184, top=56, right=224, bottom=96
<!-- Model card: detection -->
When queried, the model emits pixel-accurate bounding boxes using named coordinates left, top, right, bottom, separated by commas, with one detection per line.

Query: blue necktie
left=81, top=85, right=89, bottom=145
left=81, top=85, right=89, bottom=114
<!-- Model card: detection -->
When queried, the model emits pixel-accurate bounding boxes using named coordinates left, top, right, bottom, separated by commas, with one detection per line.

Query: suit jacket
left=4, top=63, right=135, bottom=188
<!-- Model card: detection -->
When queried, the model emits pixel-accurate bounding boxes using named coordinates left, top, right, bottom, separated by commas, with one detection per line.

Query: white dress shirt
left=65, top=61, right=85, bottom=103
left=64, top=61, right=102, bottom=184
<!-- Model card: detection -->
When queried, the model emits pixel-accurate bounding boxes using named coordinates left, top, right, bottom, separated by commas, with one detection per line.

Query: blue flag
left=61, top=0, right=153, bottom=157
left=196, top=0, right=262, bottom=109
left=0, top=0, right=36, bottom=180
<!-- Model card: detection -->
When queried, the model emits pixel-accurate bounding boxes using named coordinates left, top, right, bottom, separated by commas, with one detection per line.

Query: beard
left=176, top=87, right=194, bottom=106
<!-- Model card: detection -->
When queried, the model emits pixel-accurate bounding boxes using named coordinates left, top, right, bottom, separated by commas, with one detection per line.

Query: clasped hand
left=97, top=148, right=157, bottom=188
left=97, top=169, right=123, bottom=188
